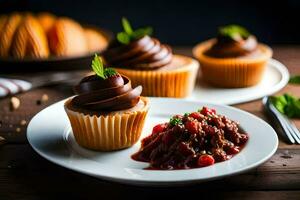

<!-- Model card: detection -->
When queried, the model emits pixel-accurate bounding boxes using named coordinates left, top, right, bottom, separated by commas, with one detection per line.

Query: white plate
left=27, top=98, right=278, bottom=186
left=189, top=59, right=289, bottom=105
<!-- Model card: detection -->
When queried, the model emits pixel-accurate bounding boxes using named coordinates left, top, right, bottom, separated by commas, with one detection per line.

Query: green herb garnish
left=270, top=93, right=300, bottom=118
left=218, top=24, right=250, bottom=41
left=184, top=112, right=190, bottom=117
left=91, top=54, right=117, bottom=79
left=117, top=17, right=153, bottom=45
left=169, top=117, right=183, bottom=126
left=289, top=75, right=300, bottom=85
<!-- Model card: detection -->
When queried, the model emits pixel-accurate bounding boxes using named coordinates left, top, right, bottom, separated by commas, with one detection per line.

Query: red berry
left=152, top=123, right=167, bottom=134
left=198, top=155, right=215, bottom=167
left=185, top=121, right=199, bottom=134
left=189, top=112, right=203, bottom=121
left=227, top=146, right=240, bottom=155
left=200, top=107, right=216, bottom=116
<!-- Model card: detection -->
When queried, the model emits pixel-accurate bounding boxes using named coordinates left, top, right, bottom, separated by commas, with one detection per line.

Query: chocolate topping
left=103, top=35, right=173, bottom=70
left=205, top=36, right=258, bottom=58
left=71, top=74, right=142, bottom=111
left=205, top=25, right=258, bottom=58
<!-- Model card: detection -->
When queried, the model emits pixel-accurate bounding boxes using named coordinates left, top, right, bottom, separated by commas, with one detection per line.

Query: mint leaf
left=117, top=17, right=153, bottom=44
left=271, top=93, right=300, bottom=118
left=92, top=54, right=105, bottom=79
left=104, top=68, right=117, bottom=78
left=184, top=112, right=190, bottom=117
left=285, top=100, right=300, bottom=118
left=270, top=96, right=286, bottom=113
left=91, top=54, right=117, bottom=79
left=169, top=117, right=183, bottom=126
left=289, top=75, right=300, bottom=85
left=122, top=17, right=133, bottom=35
left=131, top=27, right=153, bottom=39
left=117, top=32, right=130, bottom=44
left=219, top=25, right=250, bottom=40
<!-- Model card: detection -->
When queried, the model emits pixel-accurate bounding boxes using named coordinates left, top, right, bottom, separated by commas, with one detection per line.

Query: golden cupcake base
left=114, top=55, right=199, bottom=98
left=193, top=39, right=273, bottom=88
left=64, top=97, right=149, bottom=151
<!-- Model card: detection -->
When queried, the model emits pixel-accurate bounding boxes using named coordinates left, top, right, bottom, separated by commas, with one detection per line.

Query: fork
left=262, top=96, right=300, bottom=144
left=0, top=70, right=86, bottom=98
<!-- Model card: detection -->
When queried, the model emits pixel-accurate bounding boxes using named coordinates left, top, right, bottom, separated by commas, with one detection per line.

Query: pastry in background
left=64, top=55, right=149, bottom=151
left=0, top=13, right=22, bottom=57
left=11, top=14, right=49, bottom=59
left=84, top=28, right=109, bottom=53
left=0, top=15, right=8, bottom=32
left=193, top=25, right=272, bottom=88
left=37, top=12, right=56, bottom=33
left=0, top=12, right=110, bottom=60
left=48, top=17, right=88, bottom=57
left=103, top=18, right=199, bottom=98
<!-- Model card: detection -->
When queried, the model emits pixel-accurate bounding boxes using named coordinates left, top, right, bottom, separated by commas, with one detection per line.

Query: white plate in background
left=189, top=59, right=289, bottom=105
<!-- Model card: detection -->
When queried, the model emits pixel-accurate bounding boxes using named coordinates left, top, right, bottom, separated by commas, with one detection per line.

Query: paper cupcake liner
left=64, top=97, right=149, bottom=151
left=115, top=55, right=199, bottom=98
left=193, top=40, right=273, bottom=88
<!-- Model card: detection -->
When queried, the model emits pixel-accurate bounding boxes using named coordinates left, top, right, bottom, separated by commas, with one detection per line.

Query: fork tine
left=268, top=101, right=295, bottom=144
left=285, top=121, right=300, bottom=144
left=279, top=116, right=296, bottom=144
left=262, top=96, right=296, bottom=144
left=278, top=109, right=300, bottom=143
left=290, top=122, right=300, bottom=141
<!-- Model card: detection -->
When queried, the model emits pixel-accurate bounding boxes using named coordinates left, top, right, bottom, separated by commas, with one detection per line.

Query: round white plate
left=189, top=59, right=289, bottom=105
left=27, top=98, right=278, bottom=186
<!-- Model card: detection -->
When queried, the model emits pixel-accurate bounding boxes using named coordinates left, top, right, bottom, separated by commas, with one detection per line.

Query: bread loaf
left=37, top=12, right=56, bottom=33
left=11, top=14, right=49, bottom=59
left=0, top=13, right=22, bottom=57
left=48, top=17, right=88, bottom=57
left=85, top=28, right=108, bottom=53
left=0, top=12, right=108, bottom=59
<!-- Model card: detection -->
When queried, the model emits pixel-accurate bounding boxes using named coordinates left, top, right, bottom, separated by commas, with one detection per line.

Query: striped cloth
left=0, top=78, right=32, bottom=97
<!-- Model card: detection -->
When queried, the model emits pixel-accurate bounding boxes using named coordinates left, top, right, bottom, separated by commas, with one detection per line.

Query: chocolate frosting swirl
left=103, top=35, right=173, bottom=70
left=71, top=74, right=142, bottom=111
left=205, top=35, right=258, bottom=58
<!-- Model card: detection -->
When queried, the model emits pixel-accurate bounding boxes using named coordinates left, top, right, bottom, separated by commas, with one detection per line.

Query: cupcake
left=64, top=54, right=149, bottom=151
left=103, top=18, right=199, bottom=98
left=193, top=25, right=272, bottom=88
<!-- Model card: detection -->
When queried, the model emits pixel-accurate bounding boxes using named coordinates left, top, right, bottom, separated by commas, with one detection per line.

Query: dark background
left=0, top=0, right=299, bottom=45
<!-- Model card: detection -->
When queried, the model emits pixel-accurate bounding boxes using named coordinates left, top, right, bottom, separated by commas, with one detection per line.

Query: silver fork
left=262, top=96, right=300, bottom=144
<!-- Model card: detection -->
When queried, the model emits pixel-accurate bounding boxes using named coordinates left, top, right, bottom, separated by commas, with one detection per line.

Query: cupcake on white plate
left=103, top=18, right=199, bottom=98
left=64, top=54, right=149, bottom=151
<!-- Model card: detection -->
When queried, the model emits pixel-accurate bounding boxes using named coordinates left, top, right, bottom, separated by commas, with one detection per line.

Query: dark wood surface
left=0, top=47, right=299, bottom=200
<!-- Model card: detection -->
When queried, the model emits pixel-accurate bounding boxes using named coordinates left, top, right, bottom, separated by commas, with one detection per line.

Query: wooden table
left=0, top=47, right=299, bottom=200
